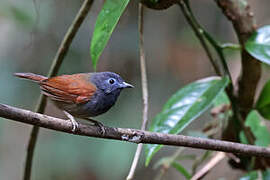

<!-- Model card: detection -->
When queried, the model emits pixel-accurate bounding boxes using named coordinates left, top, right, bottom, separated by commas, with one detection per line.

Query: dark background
left=0, top=0, right=270, bottom=179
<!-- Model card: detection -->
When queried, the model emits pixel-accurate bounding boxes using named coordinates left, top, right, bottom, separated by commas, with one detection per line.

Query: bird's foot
left=94, top=121, right=106, bottom=136
left=84, top=118, right=106, bottom=136
left=64, top=111, right=79, bottom=133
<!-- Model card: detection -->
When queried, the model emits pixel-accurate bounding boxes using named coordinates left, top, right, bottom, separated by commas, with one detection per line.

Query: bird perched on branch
left=14, top=72, right=133, bottom=133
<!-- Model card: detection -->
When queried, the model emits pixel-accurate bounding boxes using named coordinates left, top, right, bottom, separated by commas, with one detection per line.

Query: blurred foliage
left=1, top=0, right=270, bottom=179
left=239, top=111, right=270, bottom=147
left=240, top=169, right=270, bottom=180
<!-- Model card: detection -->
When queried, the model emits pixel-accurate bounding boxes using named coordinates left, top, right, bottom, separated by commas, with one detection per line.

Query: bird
left=14, top=72, right=133, bottom=133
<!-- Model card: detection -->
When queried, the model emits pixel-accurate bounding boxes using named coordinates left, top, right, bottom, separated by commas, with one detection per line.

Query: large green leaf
left=245, top=25, right=270, bottom=65
left=239, top=110, right=270, bottom=147
left=145, top=76, right=229, bottom=166
left=256, top=79, right=270, bottom=119
left=90, top=0, right=130, bottom=69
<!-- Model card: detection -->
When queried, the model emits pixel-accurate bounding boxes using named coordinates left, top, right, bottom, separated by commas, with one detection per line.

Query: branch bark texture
left=216, top=0, right=261, bottom=120
left=1, top=103, right=270, bottom=159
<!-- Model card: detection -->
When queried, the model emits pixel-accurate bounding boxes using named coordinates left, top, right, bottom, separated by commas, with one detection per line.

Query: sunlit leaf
left=145, top=76, right=229, bottom=166
left=172, top=162, right=191, bottom=179
left=239, top=110, right=270, bottom=147
left=90, top=0, right=130, bottom=70
left=256, top=79, right=270, bottom=119
left=245, top=25, right=270, bottom=65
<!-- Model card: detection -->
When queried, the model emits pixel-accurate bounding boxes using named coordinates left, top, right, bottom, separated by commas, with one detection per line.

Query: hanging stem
left=126, top=3, right=149, bottom=180
left=178, top=1, right=222, bottom=76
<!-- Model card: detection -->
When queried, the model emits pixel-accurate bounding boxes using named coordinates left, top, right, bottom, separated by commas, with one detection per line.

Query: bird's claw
left=71, top=120, right=79, bottom=133
left=84, top=118, right=106, bottom=136
left=63, top=111, right=79, bottom=133
left=94, top=121, right=106, bottom=136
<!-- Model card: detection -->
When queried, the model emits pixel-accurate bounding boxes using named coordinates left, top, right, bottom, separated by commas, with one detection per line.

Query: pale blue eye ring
left=109, top=78, right=115, bottom=84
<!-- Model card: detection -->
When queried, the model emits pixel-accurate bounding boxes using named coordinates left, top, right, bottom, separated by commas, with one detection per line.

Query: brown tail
left=14, top=72, right=47, bottom=82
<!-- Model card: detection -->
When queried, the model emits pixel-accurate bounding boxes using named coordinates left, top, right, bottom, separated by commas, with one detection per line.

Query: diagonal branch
left=24, top=0, right=94, bottom=179
left=1, top=103, right=270, bottom=159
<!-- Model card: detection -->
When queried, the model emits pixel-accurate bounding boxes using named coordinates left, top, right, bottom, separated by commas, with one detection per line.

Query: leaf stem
left=178, top=1, right=222, bottom=77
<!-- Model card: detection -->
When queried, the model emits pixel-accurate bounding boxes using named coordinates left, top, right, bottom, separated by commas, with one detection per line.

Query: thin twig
left=1, top=103, right=270, bottom=159
left=154, top=147, right=186, bottom=180
left=191, top=151, right=211, bottom=175
left=23, top=0, right=94, bottom=179
left=191, top=152, right=226, bottom=180
left=178, top=1, right=221, bottom=76
left=126, top=3, right=149, bottom=180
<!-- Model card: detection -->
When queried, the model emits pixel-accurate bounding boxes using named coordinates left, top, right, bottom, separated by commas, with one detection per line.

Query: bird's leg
left=63, top=111, right=79, bottom=133
left=84, top=118, right=105, bottom=136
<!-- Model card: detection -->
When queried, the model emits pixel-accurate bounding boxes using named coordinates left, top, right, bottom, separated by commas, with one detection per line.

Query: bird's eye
left=109, top=78, right=115, bottom=84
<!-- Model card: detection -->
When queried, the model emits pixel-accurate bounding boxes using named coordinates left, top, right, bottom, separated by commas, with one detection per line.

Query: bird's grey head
left=90, top=72, right=133, bottom=95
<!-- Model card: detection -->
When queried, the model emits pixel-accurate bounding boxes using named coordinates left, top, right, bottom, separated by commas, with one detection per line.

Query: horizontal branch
left=1, top=103, right=270, bottom=158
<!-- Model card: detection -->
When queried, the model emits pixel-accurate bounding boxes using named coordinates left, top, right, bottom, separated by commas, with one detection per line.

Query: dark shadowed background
left=1, top=0, right=270, bottom=179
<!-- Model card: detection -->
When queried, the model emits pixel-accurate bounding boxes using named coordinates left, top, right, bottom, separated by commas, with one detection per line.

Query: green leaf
left=239, top=110, right=270, bottom=147
left=245, top=25, right=270, bottom=65
left=145, top=76, right=229, bottom=166
left=90, top=0, right=130, bottom=70
left=172, top=162, right=191, bottom=179
left=256, top=79, right=270, bottom=119
left=239, top=171, right=258, bottom=180
left=213, top=91, right=230, bottom=107
left=263, top=169, right=270, bottom=179
left=240, top=169, right=270, bottom=180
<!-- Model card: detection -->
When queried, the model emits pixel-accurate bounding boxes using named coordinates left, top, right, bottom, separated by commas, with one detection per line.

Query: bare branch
left=1, top=103, right=270, bottom=160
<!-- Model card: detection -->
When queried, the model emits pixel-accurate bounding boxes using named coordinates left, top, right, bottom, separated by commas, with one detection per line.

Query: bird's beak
left=122, top=82, right=134, bottom=88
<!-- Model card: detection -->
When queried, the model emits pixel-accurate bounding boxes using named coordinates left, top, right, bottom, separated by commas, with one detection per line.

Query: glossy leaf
left=172, top=162, right=191, bottom=179
left=256, top=79, right=270, bottom=119
left=90, top=0, right=130, bottom=69
left=239, top=110, right=270, bottom=147
left=245, top=25, right=270, bottom=65
left=145, top=76, right=229, bottom=166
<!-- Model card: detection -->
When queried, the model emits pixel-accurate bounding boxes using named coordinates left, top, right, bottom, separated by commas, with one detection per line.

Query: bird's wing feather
left=40, top=74, right=96, bottom=104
